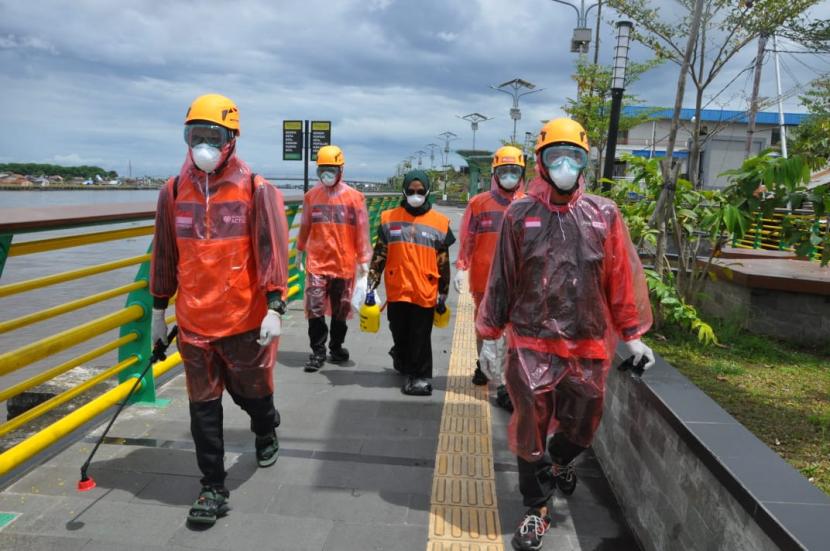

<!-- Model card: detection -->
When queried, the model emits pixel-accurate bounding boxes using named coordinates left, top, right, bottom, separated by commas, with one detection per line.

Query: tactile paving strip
left=427, top=291, right=503, bottom=550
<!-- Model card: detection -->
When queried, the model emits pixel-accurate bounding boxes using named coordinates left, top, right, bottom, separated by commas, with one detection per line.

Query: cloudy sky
left=2, top=0, right=829, bottom=181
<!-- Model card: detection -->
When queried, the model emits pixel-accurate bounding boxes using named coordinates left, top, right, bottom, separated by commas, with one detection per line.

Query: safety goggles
left=316, top=166, right=340, bottom=179
left=494, top=165, right=523, bottom=180
left=404, top=188, right=427, bottom=196
left=541, top=145, right=588, bottom=170
left=183, top=123, right=235, bottom=148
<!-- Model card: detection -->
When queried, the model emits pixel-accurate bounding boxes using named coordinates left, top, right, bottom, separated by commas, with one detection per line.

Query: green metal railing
left=0, top=190, right=399, bottom=475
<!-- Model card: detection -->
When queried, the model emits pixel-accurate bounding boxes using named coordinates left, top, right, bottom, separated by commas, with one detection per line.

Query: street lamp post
left=437, top=131, right=458, bottom=169
left=415, top=150, right=427, bottom=168
left=490, top=79, right=543, bottom=144
left=425, top=143, right=440, bottom=169
left=550, top=0, right=600, bottom=55
left=458, top=113, right=492, bottom=151
left=602, top=20, right=633, bottom=189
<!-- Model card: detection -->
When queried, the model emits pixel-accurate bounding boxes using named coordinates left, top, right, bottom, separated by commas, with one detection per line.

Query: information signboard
left=310, top=121, right=331, bottom=161
left=283, top=120, right=303, bottom=161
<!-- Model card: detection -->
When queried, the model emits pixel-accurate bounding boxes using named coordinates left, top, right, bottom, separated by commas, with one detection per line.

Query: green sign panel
left=310, top=121, right=331, bottom=161
left=283, top=120, right=303, bottom=161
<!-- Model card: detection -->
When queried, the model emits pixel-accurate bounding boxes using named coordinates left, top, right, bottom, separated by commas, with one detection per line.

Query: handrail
left=0, top=352, right=182, bottom=476
left=0, top=305, right=144, bottom=376
left=0, top=333, right=138, bottom=402
left=0, top=354, right=140, bottom=436
left=0, top=254, right=150, bottom=298
left=8, top=226, right=155, bottom=256
left=0, top=281, right=146, bottom=334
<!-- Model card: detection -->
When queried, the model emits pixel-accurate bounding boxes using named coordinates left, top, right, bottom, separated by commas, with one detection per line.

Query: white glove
left=357, top=262, right=369, bottom=277
left=620, top=338, right=655, bottom=371
left=296, top=251, right=305, bottom=273
left=453, top=270, right=467, bottom=293
left=151, top=308, right=168, bottom=346
left=493, top=335, right=507, bottom=383
left=479, top=339, right=500, bottom=380
left=257, top=310, right=282, bottom=346
left=351, top=276, right=368, bottom=312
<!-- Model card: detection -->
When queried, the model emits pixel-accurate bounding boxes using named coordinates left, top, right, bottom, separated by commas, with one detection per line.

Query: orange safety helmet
left=316, top=145, right=345, bottom=166
left=185, top=94, right=240, bottom=135
left=492, top=145, right=526, bottom=168
left=535, top=118, right=589, bottom=153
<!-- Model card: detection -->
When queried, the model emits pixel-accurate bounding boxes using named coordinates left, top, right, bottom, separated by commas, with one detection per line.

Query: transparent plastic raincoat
left=150, top=153, right=289, bottom=401
left=456, top=175, right=525, bottom=311
left=297, top=181, right=371, bottom=319
left=476, top=171, right=652, bottom=461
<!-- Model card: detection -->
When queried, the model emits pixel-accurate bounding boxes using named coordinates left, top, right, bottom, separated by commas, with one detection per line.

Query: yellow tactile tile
left=427, top=291, right=503, bottom=550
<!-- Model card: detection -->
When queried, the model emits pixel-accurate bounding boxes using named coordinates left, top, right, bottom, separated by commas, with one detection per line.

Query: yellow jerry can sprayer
left=433, top=298, right=451, bottom=328
left=359, top=291, right=381, bottom=333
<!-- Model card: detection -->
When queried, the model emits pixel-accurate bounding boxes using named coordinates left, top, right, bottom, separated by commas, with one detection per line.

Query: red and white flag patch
left=525, top=216, right=542, bottom=228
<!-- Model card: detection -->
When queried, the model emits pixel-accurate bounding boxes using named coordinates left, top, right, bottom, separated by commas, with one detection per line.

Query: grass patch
left=644, top=321, right=830, bottom=496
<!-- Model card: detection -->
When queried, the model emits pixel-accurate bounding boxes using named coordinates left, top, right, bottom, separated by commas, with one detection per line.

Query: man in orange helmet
left=296, top=145, right=372, bottom=372
left=150, top=94, right=289, bottom=526
left=476, top=118, right=654, bottom=550
left=455, top=145, right=526, bottom=411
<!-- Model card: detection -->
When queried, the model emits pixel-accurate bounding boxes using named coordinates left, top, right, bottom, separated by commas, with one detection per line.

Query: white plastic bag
left=351, top=276, right=368, bottom=312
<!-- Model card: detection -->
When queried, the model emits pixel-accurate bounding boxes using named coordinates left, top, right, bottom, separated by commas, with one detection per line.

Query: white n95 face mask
left=548, top=159, right=580, bottom=192
left=406, top=194, right=426, bottom=208
left=498, top=174, right=520, bottom=190
left=320, top=171, right=338, bottom=187
left=191, top=144, right=221, bottom=173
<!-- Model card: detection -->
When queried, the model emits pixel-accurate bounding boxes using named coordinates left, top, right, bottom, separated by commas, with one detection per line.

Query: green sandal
left=187, top=486, right=230, bottom=526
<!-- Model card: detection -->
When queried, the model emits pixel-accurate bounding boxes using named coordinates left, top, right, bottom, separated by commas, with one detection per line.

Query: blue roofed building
left=614, top=106, right=808, bottom=188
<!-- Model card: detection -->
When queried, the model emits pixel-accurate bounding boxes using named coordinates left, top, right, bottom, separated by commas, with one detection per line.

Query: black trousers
left=189, top=390, right=278, bottom=490
left=517, top=433, right=587, bottom=507
left=307, top=278, right=350, bottom=357
left=387, top=301, right=434, bottom=379
left=308, top=318, right=347, bottom=357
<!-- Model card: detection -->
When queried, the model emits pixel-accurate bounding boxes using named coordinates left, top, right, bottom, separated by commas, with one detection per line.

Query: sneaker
left=328, top=346, right=350, bottom=363
left=472, top=361, right=489, bottom=386
left=511, top=507, right=551, bottom=550
left=401, top=377, right=432, bottom=396
left=304, top=354, right=325, bottom=372
left=496, top=384, right=514, bottom=412
left=255, top=431, right=279, bottom=467
left=552, top=461, right=577, bottom=496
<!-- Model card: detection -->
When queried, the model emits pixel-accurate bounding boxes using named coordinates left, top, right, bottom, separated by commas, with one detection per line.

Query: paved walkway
left=0, top=206, right=638, bottom=550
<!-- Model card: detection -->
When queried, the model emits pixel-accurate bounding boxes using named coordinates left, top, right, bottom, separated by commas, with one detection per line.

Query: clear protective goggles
left=541, top=145, right=588, bottom=170
left=183, top=123, right=235, bottom=149
left=494, top=165, right=523, bottom=181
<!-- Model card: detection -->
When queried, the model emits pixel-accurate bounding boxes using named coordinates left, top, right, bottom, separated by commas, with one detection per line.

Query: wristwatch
left=267, top=297, right=287, bottom=315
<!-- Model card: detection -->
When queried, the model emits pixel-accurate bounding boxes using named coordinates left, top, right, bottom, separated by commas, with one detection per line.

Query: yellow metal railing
left=0, top=190, right=398, bottom=476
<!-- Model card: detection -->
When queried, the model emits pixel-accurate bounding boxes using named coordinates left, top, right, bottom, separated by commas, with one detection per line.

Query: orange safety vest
left=381, top=206, right=451, bottom=308
left=298, top=184, right=368, bottom=278
left=460, top=189, right=525, bottom=294
left=171, top=172, right=267, bottom=338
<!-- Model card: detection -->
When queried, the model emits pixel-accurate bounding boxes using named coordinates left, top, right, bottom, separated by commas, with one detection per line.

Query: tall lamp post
left=602, top=20, right=633, bottom=189
left=437, top=131, right=458, bottom=168
left=425, top=143, right=440, bottom=169
left=550, top=0, right=600, bottom=56
left=414, top=150, right=427, bottom=168
left=490, top=79, right=543, bottom=144
left=458, top=113, right=492, bottom=151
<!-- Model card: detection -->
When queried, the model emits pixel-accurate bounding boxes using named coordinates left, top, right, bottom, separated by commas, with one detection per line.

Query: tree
left=789, top=77, right=830, bottom=170
left=562, top=57, right=661, bottom=187
left=608, top=0, right=820, bottom=188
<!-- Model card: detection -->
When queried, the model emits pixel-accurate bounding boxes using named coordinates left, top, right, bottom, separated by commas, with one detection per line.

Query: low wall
left=593, top=352, right=830, bottom=551
left=699, top=279, right=830, bottom=344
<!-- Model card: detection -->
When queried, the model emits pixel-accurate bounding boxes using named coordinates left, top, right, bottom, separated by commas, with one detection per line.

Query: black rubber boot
left=402, top=376, right=432, bottom=396
left=496, top=384, right=514, bottom=412
left=304, top=353, right=326, bottom=373
left=389, top=347, right=403, bottom=373
left=472, top=360, right=489, bottom=386
left=328, top=346, right=350, bottom=363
